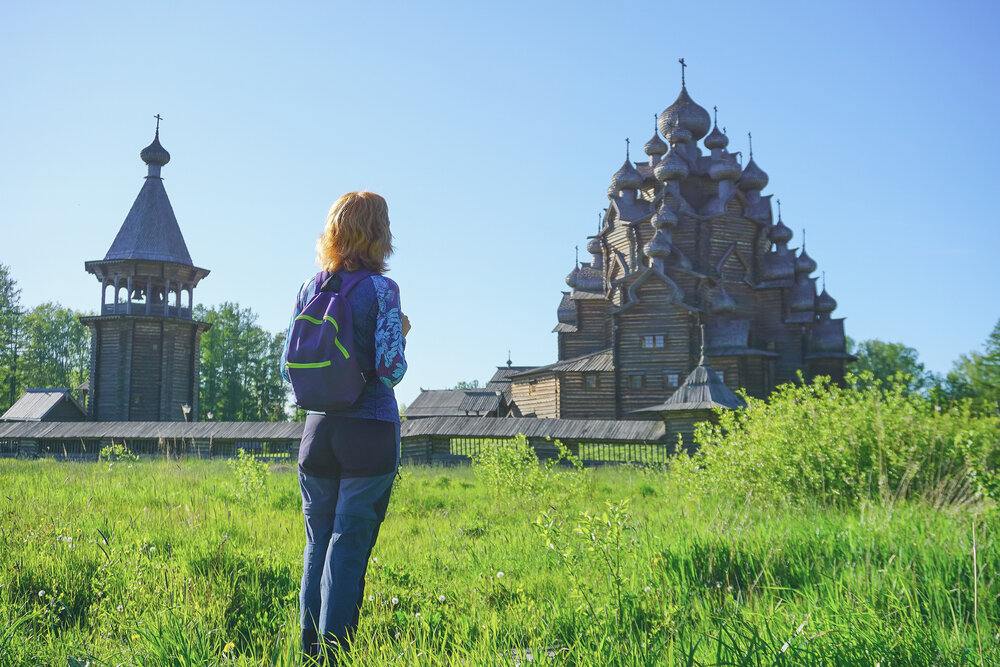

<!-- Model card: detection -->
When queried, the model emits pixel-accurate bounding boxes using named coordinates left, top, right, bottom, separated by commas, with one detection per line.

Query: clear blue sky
left=2, top=1, right=998, bottom=407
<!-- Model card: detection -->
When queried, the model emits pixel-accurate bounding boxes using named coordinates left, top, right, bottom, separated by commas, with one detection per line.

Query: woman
left=280, top=191, right=409, bottom=659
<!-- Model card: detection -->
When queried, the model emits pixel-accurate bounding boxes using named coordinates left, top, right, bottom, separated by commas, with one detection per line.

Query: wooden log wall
left=558, top=372, right=616, bottom=419
left=509, top=375, right=560, bottom=419
left=614, top=280, right=693, bottom=417
left=559, top=300, right=611, bottom=360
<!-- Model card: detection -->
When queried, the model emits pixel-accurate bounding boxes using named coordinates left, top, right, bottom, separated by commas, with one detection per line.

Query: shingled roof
left=1, top=389, right=86, bottom=422
left=512, top=349, right=613, bottom=378
left=401, top=416, right=666, bottom=443
left=103, top=131, right=193, bottom=265
left=632, top=363, right=745, bottom=413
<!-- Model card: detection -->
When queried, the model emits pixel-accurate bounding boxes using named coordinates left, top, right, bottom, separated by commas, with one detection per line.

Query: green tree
left=848, top=338, right=930, bottom=394
left=18, top=302, right=91, bottom=400
left=0, top=264, right=24, bottom=413
left=934, top=318, right=1000, bottom=414
left=453, top=380, right=480, bottom=389
left=197, top=302, right=288, bottom=421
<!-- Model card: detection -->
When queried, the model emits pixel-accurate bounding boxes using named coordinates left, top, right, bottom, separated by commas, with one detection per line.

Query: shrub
left=675, top=373, right=1000, bottom=506
left=228, top=449, right=270, bottom=504
left=99, top=442, right=138, bottom=472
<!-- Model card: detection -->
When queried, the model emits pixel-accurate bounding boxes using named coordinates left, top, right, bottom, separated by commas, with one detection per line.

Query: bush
left=228, top=449, right=270, bottom=504
left=675, top=373, right=1000, bottom=506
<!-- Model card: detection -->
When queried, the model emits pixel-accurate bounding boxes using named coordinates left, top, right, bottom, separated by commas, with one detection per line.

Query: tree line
left=0, top=264, right=289, bottom=420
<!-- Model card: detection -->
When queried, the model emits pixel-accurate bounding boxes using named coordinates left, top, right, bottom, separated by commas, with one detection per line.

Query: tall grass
left=1, top=455, right=996, bottom=665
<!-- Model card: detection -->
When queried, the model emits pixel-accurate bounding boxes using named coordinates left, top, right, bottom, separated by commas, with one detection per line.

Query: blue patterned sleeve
left=280, top=279, right=313, bottom=383
left=371, top=276, right=408, bottom=388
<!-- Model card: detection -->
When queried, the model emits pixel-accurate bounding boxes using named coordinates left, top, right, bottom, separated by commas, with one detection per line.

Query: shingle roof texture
left=405, top=389, right=470, bottom=418
left=1, top=390, right=83, bottom=422
left=401, top=416, right=666, bottom=442
left=633, top=364, right=745, bottom=413
left=513, top=349, right=613, bottom=377
left=0, top=421, right=304, bottom=439
left=104, top=176, right=193, bottom=265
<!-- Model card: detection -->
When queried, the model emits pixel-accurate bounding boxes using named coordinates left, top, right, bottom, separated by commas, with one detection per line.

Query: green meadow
left=2, top=451, right=997, bottom=666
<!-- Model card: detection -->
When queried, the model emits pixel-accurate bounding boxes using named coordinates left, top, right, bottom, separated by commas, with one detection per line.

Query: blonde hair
left=316, top=191, right=394, bottom=274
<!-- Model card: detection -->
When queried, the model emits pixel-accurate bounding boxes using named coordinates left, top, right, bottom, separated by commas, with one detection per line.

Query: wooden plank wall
left=559, top=300, right=611, bottom=360
left=558, top=372, right=616, bottom=419
left=509, top=376, right=560, bottom=418
left=615, top=280, right=693, bottom=417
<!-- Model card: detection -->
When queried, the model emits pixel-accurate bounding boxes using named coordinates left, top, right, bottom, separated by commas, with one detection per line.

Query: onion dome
left=795, top=248, right=817, bottom=275
left=709, top=154, right=742, bottom=182
left=644, top=130, right=668, bottom=157
left=652, top=199, right=678, bottom=228
left=644, top=230, right=672, bottom=261
left=565, top=266, right=578, bottom=288
left=815, top=288, right=837, bottom=315
left=664, top=120, right=692, bottom=145
left=611, top=158, right=643, bottom=191
left=737, top=158, right=768, bottom=191
left=769, top=218, right=793, bottom=245
left=586, top=236, right=601, bottom=255
left=711, top=287, right=736, bottom=313
left=653, top=148, right=689, bottom=182
left=557, top=293, right=575, bottom=324
left=140, top=130, right=170, bottom=167
left=704, top=125, right=728, bottom=150
left=658, top=87, right=712, bottom=142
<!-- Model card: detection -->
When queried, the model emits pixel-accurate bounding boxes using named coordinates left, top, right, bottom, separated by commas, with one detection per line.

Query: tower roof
left=103, top=127, right=193, bottom=266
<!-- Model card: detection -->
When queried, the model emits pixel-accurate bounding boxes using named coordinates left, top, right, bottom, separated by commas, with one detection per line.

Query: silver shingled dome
left=611, top=158, right=643, bottom=191
left=658, top=86, right=712, bottom=142
left=140, top=131, right=171, bottom=167
left=738, top=158, right=769, bottom=191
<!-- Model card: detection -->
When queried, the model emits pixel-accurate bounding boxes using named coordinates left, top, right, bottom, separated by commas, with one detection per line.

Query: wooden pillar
left=164, top=279, right=170, bottom=316
left=146, top=277, right=152, bottom=315
left=101, top=279, right=107, bottom=310
left=126, top=276, right=133, bottom=315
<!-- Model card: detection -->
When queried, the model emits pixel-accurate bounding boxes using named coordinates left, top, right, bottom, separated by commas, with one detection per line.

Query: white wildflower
left=496, top=571, right=504, bottom=579
left=415, top=612, right=421, bottom=618
left=438, top=595, right=446, bottom=602
left=644, top=586, right=651, bottom=593
left=117, top=605, right=123, bottom=612
left=38, top=590, right=45, bottom=597
left=368, top=595, right=374, bottom=601
left=391, top=597, right=398, bottom=606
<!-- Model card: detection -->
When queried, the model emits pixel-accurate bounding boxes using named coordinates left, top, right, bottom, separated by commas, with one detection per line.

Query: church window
left=665, top=372, right=680, bottom=388
left=629, top=373, right=644, bottom=389
left=585, top=374, right=598, bottom=389
left=641, top=334, right=665, bottom=349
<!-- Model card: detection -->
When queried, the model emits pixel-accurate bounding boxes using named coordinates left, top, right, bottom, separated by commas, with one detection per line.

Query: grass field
left=1, top=457, right=997, bottom=666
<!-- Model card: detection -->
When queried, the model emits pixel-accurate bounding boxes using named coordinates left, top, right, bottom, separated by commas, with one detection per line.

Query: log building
left=507, top=73, right=851, bottom=419
left=80, top=125, right=211, bottom=421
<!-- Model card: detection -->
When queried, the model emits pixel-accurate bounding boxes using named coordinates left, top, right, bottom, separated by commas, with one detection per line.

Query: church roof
left=486, top=365, right=537, bottom=403
left=513, top=349, right=613, bottom=378
left=632, top=363, right=745, bottom=413
left=1, top=389, right=86, bottom=422
left=103, top=129, right=194, bottom=266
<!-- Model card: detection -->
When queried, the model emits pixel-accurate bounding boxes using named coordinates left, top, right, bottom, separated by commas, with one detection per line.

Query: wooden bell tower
left=80, top=120, right=211, bottom=421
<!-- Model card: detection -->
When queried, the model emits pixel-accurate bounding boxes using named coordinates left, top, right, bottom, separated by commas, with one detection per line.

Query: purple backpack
left=286, top=270, right=373, bottom=411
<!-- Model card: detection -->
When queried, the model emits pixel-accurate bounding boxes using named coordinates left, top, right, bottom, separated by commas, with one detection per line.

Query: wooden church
left=505, top=68, right=852, bottom=420
left=79, top=123, right=211, bottom=421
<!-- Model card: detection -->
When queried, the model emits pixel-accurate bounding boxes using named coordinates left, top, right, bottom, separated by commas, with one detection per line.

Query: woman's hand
left=401, top=313, right=411, bottom=337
